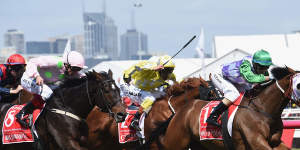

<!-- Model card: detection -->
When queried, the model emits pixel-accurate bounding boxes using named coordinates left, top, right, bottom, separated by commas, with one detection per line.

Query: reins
left=234, top=74, right=294, bottom=119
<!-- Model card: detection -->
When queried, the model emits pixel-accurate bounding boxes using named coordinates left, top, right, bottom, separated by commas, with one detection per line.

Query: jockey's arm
left=239, top=60, right=266, bottom=83
left=169, top=73, right=177, bottom=82
left=0, top=86, right=10, bottom=95
left=26, top=56, right=63, bottom=78
left=130, top=62, right=157, bottom=80
left=0, top=70, right=10, bottom=95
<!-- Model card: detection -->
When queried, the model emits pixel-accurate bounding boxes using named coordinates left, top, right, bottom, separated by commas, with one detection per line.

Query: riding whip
left=163, top=35, right=197, bottom=66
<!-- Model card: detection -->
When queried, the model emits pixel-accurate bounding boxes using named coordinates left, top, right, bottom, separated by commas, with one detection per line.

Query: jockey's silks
left=222, top=56, right=266, bottom=90
left=126, top=61, right=176, bottom=91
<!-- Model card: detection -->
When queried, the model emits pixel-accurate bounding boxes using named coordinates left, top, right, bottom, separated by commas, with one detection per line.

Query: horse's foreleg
left=246, top=134, right=273, bottom=150
left=67, top=140, right=88, bottom=150
left=159, top=116, right=191, bottom=150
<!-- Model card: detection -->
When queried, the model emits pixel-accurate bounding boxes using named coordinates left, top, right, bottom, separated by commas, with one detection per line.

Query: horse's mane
left=270, top=66, right=292, bottom=80
left=167, top=82, right=184, bottom=96
left=59, top=71, right=101, bottom=89
left=167, top=77, right=208, bottom=96
left=246, top=66, right=293, bottom=98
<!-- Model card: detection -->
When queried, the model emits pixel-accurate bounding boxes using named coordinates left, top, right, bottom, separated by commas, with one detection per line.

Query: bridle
left=49, top=75, right=124, bottom=122
left=85, top=78, right=121, bottom=119
left=235, top=74, right=295, bottom=119
left=275, top=74, right=294, bottom=100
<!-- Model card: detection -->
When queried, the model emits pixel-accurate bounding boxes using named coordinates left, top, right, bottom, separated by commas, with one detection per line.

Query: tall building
left=70, top=34, right=84, bottom=54
left=4, top=29, right=25, bottom=54
left=53, top=38, right=68, bottom=54
left=120, top=29, right=148, bottom=60
left=83, top=13, right=118, bottom=59
left=26, top=41, right=51, bottom=54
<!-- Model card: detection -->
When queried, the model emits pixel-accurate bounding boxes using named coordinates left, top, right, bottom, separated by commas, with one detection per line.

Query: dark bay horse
left=1, top=79, right=33, bottom=105
left=158, top=67, right=296, bottom=150
left=87, top=77, right=216, bottom=150
left=0, top=70, right=127, bottom=150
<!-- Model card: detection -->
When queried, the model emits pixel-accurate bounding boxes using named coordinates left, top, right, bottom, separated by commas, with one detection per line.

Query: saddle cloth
left=2, top=104, right=42, bottom=144
left=118, top=109, right=139, bottom=143
left=199, top=92, right=244, bottom=140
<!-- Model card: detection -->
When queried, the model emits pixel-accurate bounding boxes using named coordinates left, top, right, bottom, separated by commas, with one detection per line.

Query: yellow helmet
left=158, top=55, right=175, bottom=68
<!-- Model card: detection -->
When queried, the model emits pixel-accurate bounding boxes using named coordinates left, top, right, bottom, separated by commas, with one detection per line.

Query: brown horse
left=0, top=70, right=127, bottom=150
left=157, top=66, right=296, bottom=150
left=86, top=77, right=217, bottom=150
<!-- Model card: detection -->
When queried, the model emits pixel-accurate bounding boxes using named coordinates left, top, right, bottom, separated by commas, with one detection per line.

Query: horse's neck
left=245, top=84, right=288, bottom=117
left=50, top=84, right=95, bottom=119
left=170, top=89, right=198, bottom=111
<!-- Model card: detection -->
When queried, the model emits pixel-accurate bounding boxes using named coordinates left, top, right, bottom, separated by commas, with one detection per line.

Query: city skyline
left=1, top=0, right=300, bottom=58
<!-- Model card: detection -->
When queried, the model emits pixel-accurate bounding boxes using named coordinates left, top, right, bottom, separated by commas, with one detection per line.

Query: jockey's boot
left=130, top=110, right=142, bottom=131
left=16, top=101, right=35, bottom=128
left=206, top=102, right=228, bottom=127
left=16, top=94, right=44, bottom=128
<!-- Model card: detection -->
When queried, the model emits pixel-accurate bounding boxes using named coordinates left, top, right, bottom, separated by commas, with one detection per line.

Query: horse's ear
left=92, top=70, right=103, bottom=81
left=286, top=66, right=296, bottom=74
left=199, top=77, right=209, bottom=87
left=108, top=69, right=113, bottom=79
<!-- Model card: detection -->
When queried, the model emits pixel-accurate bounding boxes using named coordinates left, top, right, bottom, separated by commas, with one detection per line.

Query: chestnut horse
left=0, top=70, right=127, bottom=150
left=87, top=77, right=217, bottom=150
left=157, top=66, right=296, bottom=150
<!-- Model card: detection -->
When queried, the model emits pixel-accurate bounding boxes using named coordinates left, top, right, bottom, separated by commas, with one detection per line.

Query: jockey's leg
left=16, top=94, right=44, bottom=128
left=130, top=106, right=143, bottom=131
left=130, top=95, right=155, bottom=131
left=206, top=73, right=240, bottom=127
left=18, top=74, right=53, bottom=127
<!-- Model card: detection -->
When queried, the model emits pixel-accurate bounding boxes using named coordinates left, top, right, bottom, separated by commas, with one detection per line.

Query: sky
left=1, top=0, right=300, bottom=58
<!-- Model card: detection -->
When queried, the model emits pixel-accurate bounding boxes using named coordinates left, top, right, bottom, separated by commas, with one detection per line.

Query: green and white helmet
left=252, top=49, right=272, bottom=66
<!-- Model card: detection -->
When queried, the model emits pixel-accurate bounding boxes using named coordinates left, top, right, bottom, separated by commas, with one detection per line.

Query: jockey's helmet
left=252, top=49, right=272, bottom=66
left=158, top=55, right=175, bottom=68
left=64, top=51, right=87, bottom=69
left=6, top=54, right=26, bottom=66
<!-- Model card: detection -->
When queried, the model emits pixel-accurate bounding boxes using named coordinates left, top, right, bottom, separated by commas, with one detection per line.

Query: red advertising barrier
left=281, top=120, right=300, bottom=148
left=283, top=120, right=300, bottom=129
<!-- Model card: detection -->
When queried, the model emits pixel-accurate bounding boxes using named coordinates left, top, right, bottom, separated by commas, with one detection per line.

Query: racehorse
left=87, top=77, right=217, bottom=150
left=157, top=66, right=296, bottom=150
left=0, top=70, right=127, bottom=150
left=0, top=88, right=33, bottom=105
left=1, top=80, right=33, bottom=105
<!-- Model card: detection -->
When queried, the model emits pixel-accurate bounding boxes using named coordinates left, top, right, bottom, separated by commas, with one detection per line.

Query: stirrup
left=138, top=137, right=145, bottom=145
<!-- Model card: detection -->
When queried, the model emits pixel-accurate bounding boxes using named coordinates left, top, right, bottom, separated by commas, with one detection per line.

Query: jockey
left=122, top=55, right=176, bottom=131
left=16, top=51, right=87, bottom=128
left=206, top=49, right=272, bottom=127
left=0, top=54, right=26, bottom=102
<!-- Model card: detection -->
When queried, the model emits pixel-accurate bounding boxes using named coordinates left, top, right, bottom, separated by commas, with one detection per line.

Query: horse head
left=271, top=66, right=300, bottom=106
left=250, top=66, right=299, bottom=116
left=168, top=77, right=218, bottom=101
left=87, top=70, right=127, bottom=122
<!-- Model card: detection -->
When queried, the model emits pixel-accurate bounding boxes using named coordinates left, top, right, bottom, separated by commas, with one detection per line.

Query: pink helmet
left=64, top=51, right=87, bottom=69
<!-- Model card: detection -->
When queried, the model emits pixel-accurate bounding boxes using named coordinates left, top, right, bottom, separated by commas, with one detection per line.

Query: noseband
left=85, top=79, right=120, bottom=118
left=275, top=74, right=294, bottom=100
